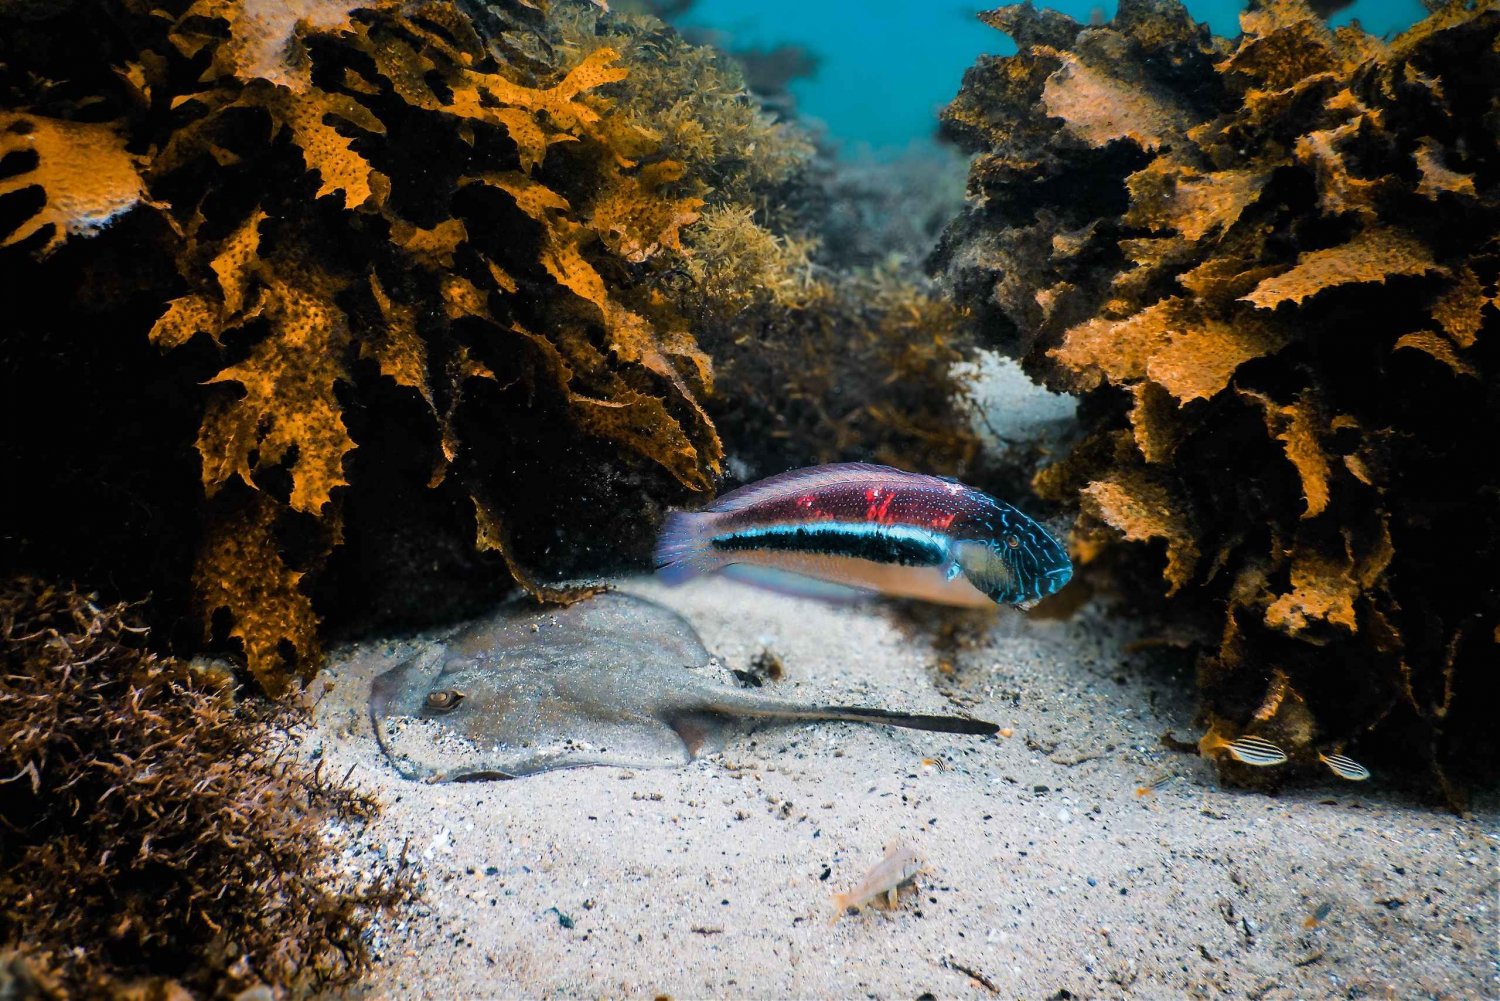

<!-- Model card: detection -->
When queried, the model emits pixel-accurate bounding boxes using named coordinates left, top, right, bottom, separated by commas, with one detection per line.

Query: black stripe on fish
left=710, top=523, right=950, bottom=568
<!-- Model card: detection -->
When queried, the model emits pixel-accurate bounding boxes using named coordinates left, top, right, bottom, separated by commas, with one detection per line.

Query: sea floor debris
left=370, top=591, right=995, bottom=781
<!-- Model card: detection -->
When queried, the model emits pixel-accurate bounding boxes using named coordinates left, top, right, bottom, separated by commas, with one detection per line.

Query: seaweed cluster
left=573, top=6, right=982, bottom=483
left=696, top=267, right=982, bottom=481
left=2, top=0, right=987, bottom=696
left=934, top=0, right=1500, bottom=802
left=0, top=0, right=819, bottom=691
left=0, top=577, right=412, bottom=996
left=618, top=0, right=820, bottom=118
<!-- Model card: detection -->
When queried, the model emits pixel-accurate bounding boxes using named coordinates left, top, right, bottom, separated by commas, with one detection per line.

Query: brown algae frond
left=1, top=0, right=986, bottom=699
left=934, top=0, right=1500, bottom=805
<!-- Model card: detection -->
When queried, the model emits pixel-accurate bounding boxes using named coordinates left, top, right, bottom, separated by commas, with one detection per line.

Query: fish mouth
left=1007, top=565, right=1071, bottom=608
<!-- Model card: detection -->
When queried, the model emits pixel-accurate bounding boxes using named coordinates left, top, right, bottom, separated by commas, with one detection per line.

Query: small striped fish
left=1200, top=731, right=1289, bottom=767
left=1319, top=751, right=1371, bottom=781
left=654, top=463, right=1073, bottom=608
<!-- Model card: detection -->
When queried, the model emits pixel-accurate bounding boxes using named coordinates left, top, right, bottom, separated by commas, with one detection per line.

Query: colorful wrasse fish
left=1198, top=731, right=1288, bottom=767
left=1135, top=770, right=1177, bottom=796
left=654, top=463, right=1073, bottom=608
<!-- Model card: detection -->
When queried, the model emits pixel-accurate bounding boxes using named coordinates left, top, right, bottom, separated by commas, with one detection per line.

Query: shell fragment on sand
left=830, top=843, right=924, bottom=922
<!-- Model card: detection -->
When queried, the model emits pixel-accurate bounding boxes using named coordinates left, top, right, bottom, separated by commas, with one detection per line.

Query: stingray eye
left=425, top=689, right=465, bottom=712
left=1005, top=534, right=1021, bottom=549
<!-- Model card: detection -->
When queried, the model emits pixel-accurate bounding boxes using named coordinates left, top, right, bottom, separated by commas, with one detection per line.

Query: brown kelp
left=0, top=1, right=983, bottom=694
left=933, top=0, right=1500, bottom=804
left=0, top=577, right=413, bottom=996
left=694, top=268, right=983, bottom=481
left=0, top=1, right=801, bottom=690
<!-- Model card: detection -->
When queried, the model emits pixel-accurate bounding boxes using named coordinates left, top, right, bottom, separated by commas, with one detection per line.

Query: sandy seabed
left=313, top=573, right=1498, bottom=1000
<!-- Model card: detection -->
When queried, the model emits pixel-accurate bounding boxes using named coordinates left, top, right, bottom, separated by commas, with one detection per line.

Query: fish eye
left=1005, top=534, right=1021, bottom=549
left=425, top=689, right=465, bottom=712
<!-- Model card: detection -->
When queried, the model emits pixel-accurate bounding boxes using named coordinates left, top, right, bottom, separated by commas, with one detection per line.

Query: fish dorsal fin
left=710, top=463, right=925, bottom=513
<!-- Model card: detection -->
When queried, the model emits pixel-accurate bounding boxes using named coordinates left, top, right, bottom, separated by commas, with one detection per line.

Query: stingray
left=370, top=592, right=996, bottom=781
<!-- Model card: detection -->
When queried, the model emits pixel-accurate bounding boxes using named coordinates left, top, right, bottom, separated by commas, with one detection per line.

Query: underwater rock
left=933, top=0, right=1500, bottom=805
left=370, top=591, right=995, bottom=781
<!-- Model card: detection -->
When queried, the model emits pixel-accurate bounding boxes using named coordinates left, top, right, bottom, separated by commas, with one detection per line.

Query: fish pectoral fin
left=671, top=716, right=711, bottom=757
left=668, top=712, right=733, bottom=759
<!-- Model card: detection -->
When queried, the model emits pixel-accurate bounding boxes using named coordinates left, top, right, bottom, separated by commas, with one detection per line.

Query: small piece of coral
left=0, top=577, right=412, bottom=996
left=934, top=0, right=1500, bottom=805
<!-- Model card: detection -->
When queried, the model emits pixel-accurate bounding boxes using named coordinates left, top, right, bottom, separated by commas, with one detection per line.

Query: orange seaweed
left=936, top=0, right=1500, bottom=805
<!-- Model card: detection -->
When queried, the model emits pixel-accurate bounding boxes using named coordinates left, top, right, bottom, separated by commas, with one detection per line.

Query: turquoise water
left=676, top=0, right=1429, bottom=155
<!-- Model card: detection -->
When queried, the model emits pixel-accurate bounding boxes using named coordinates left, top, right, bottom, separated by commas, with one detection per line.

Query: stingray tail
left=810, top=705, right=999, bottom=736
left=722, top=700, right=998, bottom=736
left=654, top=511, right=724, bottom=585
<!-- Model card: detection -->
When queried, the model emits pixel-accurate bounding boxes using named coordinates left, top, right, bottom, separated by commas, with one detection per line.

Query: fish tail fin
left=654, top=511, right=722, bottom=585
left=829, top=893, right=850, bottom=923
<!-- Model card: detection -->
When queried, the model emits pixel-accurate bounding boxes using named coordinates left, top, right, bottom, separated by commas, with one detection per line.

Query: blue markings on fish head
left=953, top=502, right=1072, bottom=608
